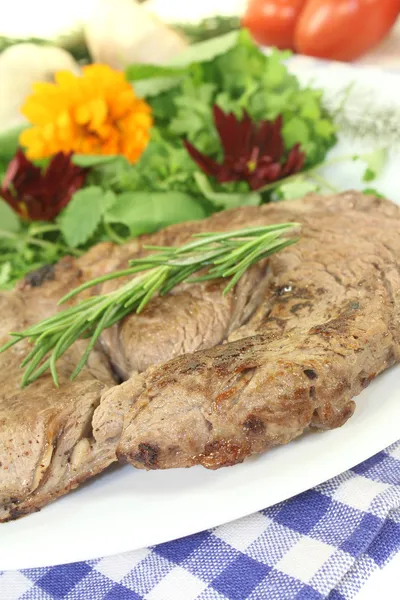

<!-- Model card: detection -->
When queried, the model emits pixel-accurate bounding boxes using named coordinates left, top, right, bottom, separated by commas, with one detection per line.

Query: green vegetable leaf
left=0, top=199, right=21, bottom=233
left=282, top=117, right=309, bottom=148
left=276, top=178, right=319, bottom=201
left=314, top=119, right=336, bottom=139
left=169, top=31, right=239, bottom=67
left=72, top=154, right=122, bottom=167
left=362, top=187, right=385, bottom=198
left=355, top=148, right=388, bottom=182
left=0, top=262, right=11, bottom=286
left=133, top=31, right=239, bottom=98
left=194, top=172, right=260, bottom=208
left=104, top=191, right=206, bottom=236
left=134, top=77, right=183, bottom=98
left=0, top=125, right=27, bottom=162
left=125, top=63, right=187, bottom=81
left=59, top=187, right=116, bottom=247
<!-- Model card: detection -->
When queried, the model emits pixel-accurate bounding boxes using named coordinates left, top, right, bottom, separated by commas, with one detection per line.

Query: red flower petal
left=184, top=105, right=306, bottom=192
left=183, top=139, right=222, bottom=178
left=281, top=144, right=305, bottom=177
left=0, top=150, right=87, bottom=221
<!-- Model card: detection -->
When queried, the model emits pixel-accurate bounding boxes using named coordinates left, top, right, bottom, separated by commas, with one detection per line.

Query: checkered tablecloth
left=2, top=441, right=400, bottom=600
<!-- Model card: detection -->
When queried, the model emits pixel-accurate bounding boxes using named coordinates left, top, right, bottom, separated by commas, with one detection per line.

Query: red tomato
left=295, top=0, right=400, bottom=61
left=242, top=0, right=308, bottom=50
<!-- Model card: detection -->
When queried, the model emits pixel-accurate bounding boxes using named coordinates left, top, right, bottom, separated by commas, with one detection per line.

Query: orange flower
left=19, top=64, right=153, bottom=163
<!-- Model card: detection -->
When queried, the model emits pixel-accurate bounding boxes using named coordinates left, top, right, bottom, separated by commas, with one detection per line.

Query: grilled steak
left=115, top=192, right=400, bottom=469
left=1, top=191, right=399, bottom=521
left=0, top=244, right=124, bottom=522
left=0, top=206, right=271, bottom=521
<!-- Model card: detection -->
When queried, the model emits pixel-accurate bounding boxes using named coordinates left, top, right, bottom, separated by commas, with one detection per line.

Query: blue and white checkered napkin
left=2, top=441, right=400, bottom=600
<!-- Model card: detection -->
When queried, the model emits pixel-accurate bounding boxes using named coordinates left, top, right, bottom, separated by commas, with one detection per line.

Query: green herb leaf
left=276, top=179, right=319, bottom=200
left=0, top=262, right=11, bottom=286
left=356, top=148, right=388, bottom=182
left=169, top=31, right=239, bottom=67
left=104, top=191, right=206, bottom=236
left=59, top=187, right=116, bottom=247
left=0, top=125, right=27, bottom=163
left=0, top=199, right=21, bottom=233
left=194, top=172, right=260, bottom=208
left=362, top=187, right=385, bottom=198
left=282, top=117, right=309, bottom=148
left=134, top=77, right=183, bottom=99
left=3, top=222, right=299, bottom=386
left=71, top=154, right=121, bottom=167
left=125, top=63, right=187, bottom=81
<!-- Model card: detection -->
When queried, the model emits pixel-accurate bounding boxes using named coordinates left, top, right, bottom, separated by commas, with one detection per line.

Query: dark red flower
left=1, top=150, right=87, bottom=221
left=184, top=105, right=305, bottom=191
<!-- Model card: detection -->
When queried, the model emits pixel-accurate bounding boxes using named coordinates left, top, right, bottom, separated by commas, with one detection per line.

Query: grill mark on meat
left=214, top=368, right=256, bottom=410
left=196, top=440, right=251, bottom=469
left=303, top=369, right=318, bottom=380
left=243, top=415, right=265, bottom=434
left=204, top=419, right=213, bottom=431
left=291, top=302, right=312, bottom=314
left=24, top=265, right=55, bottom=287
left=131, top=443, right=160, bottom=468
left=309, top=303, right=360, bottom=337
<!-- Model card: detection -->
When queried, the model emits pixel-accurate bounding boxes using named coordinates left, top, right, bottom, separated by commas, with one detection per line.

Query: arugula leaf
left=104, top=191, right=207, bottom=236
left=0, top=199, right=21, bottom=233
left=59, top=187, right=116, bottom=247
left=194, top=172, right=260, bottom=208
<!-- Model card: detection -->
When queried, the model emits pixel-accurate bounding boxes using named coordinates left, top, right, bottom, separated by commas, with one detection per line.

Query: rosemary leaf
left=0, top=223, right=299, bottom=387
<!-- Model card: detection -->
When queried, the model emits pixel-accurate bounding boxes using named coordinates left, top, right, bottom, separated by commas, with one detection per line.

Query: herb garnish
left=0, top=223, right=299, bottom=387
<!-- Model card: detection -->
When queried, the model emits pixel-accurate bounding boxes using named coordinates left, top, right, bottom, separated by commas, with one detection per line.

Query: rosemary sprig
left=0, top=223, right=299, bottom=387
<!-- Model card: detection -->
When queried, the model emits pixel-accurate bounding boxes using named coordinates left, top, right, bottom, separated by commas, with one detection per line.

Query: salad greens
left=0, top=29, right=386, bottom=290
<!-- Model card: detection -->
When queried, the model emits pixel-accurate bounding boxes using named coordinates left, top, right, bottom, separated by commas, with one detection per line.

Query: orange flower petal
left=20, top=64, right=152, bottom=163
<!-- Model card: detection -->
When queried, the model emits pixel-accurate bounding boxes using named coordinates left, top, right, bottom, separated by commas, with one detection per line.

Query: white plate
left=1, top=61, right=400, bottom=571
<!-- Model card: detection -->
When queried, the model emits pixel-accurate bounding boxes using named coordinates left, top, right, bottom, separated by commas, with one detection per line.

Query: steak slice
left=98, top=208, right=274, bottom=379
left=114, top=192, right=400, bottom=469
left=0, top=245, right=123, bottom=521
left=0, top=207, right=271, bottom=520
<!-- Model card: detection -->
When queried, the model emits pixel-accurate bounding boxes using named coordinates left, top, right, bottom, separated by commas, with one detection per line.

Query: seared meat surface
left=115, top=192, right=400, bottom=469
left=1, top=191, right=399, bottom=520
left=0, top=245, right=124, bottom=522
left=0, top=205, right=270, bottom=520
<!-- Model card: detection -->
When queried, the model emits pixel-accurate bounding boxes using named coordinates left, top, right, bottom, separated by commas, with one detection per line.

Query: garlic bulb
left=84, top=0, right=187, bottom=70
left=0, top=43, right=80, bottom=133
